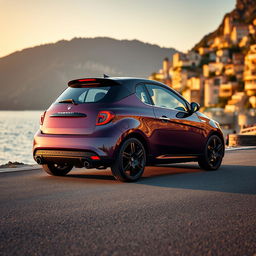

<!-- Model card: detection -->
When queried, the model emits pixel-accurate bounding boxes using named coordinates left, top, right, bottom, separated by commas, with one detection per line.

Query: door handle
left=160, top=115, right=169, bottom=122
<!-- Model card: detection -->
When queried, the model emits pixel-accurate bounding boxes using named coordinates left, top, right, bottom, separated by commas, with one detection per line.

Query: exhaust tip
left=35, top=156, right=42, bottom=165
left=83, top=160, right=91, bottom=169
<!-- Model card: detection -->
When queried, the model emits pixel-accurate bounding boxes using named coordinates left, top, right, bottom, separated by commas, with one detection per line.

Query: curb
left=225, top=146, right=256, bottom=151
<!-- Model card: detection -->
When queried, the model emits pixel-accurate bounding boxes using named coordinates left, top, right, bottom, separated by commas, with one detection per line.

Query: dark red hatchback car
left=33, top=77, right=225, bottom=182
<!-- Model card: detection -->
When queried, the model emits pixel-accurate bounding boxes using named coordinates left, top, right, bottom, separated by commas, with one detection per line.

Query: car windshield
left=56, top=87, right=110, bottom=104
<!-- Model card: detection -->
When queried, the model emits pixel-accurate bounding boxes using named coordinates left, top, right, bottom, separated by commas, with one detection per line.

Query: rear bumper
left=33, top=130, right=120, bottom=166
left=34, top=149, right=111, bottom=168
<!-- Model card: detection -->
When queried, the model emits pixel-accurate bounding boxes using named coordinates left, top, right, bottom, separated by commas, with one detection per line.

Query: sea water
left=0, top=111, right=42, bottom=165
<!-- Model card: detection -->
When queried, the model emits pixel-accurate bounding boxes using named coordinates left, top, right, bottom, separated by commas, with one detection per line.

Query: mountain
left=0, top=37, right=177, bottom=110
left=193, top=0, right=256, bottom=50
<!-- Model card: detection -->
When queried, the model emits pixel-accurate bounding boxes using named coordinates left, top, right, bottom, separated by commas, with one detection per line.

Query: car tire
left=42, top=163, right=73, bottom=176
left=111, top=138, right=146, bottom=182
left=198, top=135, right=224, bottom=171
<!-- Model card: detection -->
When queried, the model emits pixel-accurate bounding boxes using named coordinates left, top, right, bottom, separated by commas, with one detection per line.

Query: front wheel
left=111, top=138, right=146, bottom=182
left=42, top=163, right=73, bottom=176
left=198, top=135, right=224, bottom=171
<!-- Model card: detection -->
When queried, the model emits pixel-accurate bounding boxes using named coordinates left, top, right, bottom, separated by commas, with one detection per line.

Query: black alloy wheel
left=42, top=163, right=73, bottom=176
left=198, top=135, right=224, bottom=170
left=111, top=138, right=146, bottom=182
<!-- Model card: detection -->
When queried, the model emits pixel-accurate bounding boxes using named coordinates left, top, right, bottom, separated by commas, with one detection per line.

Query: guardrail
left=228, top=134, right=256, bottom=147
left=240, top=126, right=256, bottom=135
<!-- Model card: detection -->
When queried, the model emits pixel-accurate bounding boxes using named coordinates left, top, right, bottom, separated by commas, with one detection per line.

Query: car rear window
left=55, top=87, right=110, bottom=104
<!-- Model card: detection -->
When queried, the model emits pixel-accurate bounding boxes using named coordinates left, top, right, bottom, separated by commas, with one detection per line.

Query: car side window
left=135, top=84, right=151, bottom=105
left=144, top=84, right=188, bottom=111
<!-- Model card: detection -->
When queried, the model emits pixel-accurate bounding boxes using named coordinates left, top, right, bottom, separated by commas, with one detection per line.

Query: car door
left=144, top=83, right=205, bottom=156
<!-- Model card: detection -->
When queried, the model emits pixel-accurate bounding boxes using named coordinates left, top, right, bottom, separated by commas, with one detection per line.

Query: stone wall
left=228, top=134, right=256, bottom=146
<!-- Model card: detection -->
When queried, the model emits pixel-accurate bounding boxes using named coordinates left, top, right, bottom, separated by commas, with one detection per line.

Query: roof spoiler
left=68, top=78, right=120, bottom=87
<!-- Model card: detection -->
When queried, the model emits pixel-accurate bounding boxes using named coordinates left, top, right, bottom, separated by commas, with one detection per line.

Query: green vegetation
left=244, top=100, right=252, bottom=109
left=237, top=81, right=245, bottom=92
left=199, top=54, right=210, bottom=67
left=229, top=45, right=241, bottom=54
left=227, top=75, right=237, bottom=82
left=217, top=97, right=230, bottom=108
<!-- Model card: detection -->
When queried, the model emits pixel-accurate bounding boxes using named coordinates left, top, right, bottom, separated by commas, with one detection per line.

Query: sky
left=0, top=0, right=236, bottom=57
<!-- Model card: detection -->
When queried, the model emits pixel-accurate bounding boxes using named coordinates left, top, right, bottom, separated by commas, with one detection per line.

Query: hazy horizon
left=1, top=0, right=235, bottom=58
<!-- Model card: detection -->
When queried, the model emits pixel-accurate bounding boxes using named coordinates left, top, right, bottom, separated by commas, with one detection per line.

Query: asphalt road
left=0, top=149, right=256, bottom=256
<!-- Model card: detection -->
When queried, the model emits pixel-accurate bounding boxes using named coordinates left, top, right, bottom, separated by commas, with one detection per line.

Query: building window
left=214, top=78, right=221, bottom=85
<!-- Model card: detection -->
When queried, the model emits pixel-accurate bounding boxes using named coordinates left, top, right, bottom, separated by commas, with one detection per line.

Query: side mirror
left=175, top=102, right=200, bottom=119
left=190, top=102, right=200, bottom=113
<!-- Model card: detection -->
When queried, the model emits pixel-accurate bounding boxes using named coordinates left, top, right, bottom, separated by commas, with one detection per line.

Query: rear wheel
left=42, top=163, right=73, bottom=176
left=111, top=138, right=146, bottom=182
left=198, top=135, right=224, bottom=171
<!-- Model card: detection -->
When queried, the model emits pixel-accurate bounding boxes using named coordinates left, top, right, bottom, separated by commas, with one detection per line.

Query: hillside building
left=244, top=44, right=256, bottom=96
left=182, top=77, right=204, bottom=105
left=231, top=25, right=249, bottom=44
left=204, top=76, right=224, bottom=107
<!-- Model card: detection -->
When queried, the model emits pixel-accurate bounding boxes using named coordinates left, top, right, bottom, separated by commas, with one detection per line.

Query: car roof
left=108, top=77, right=190, bottom=105
left=103, top=77, right=168, bottom=86
left=67, top=77, right=189, bottom=105
left=68, top=77, right=169, bottom=91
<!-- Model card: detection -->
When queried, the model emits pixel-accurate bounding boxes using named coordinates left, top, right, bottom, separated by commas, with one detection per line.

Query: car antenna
left=103, top=74, right=109, bottom=78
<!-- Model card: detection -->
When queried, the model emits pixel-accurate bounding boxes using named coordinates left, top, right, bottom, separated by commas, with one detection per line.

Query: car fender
left=112, top=118, right=151, bottom=159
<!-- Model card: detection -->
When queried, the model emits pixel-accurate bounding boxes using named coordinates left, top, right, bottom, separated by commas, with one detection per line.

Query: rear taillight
left=90, top=156, right=100, bottom=160
left=40, top=111, right=46, bottom=125
left=78, top=78, right=96, bottom=82
left=96, top=111, right=115, bottom=126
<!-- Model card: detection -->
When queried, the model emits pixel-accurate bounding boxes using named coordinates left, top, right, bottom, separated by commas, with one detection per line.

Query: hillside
left=0, top=37, right=177, bottom=110
left=193, top=0, right=256, bottom=50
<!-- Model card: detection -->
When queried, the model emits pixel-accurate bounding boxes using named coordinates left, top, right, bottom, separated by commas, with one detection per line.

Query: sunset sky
left=1, top=0, right=235, bottom=57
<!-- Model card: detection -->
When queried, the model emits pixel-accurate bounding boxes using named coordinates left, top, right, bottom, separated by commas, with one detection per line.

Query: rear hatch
left=41, top=78, right=121, bottom=135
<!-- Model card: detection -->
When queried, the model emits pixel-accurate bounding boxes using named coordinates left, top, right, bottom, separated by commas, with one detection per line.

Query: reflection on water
left=0, top=111, right=42, bottom=165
